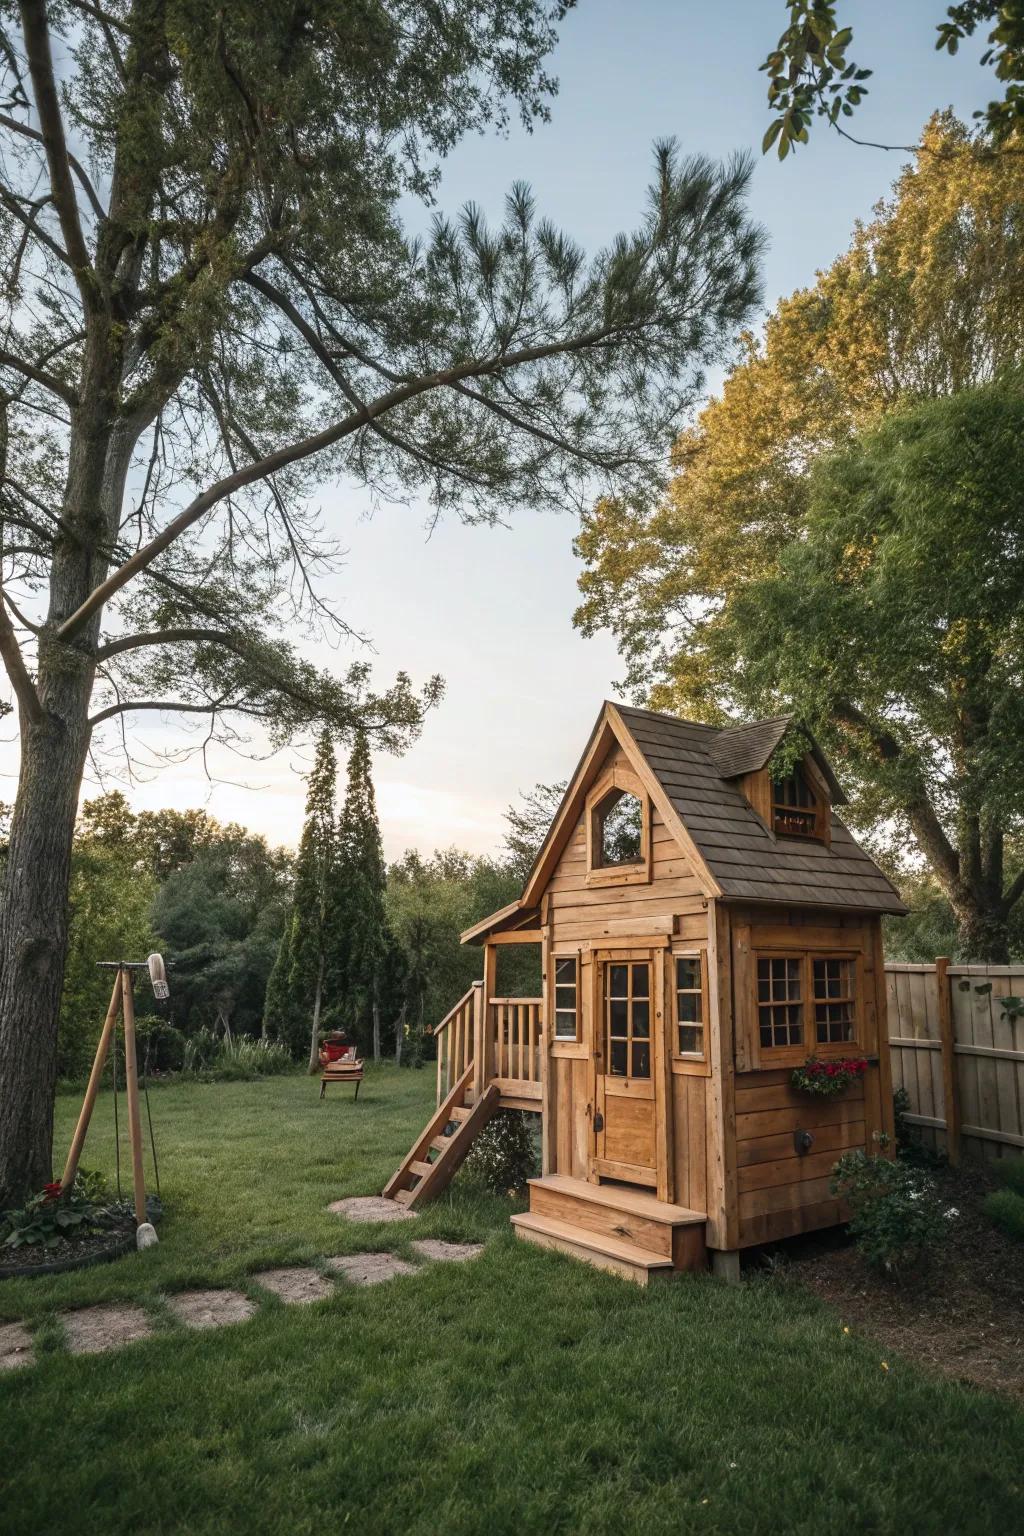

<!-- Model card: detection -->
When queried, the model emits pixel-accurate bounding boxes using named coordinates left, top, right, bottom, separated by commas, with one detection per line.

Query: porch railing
left=433, top=981, right=544, bottom=1106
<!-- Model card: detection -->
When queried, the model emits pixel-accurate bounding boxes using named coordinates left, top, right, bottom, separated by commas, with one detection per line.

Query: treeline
left=55, top=741, right=541, bottom=1078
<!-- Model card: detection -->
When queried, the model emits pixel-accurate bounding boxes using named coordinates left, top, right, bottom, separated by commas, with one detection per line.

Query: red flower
left=42, top=1181, right=63, bottom=1201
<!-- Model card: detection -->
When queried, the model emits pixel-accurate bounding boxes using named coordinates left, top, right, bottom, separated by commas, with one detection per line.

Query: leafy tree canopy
left=761, top=1, right=1024, bottom=157
left=576, top=115, right=1024, bottom=714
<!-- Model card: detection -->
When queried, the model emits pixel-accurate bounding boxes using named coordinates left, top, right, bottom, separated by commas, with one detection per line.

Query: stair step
left=511, top=1212, right=674, bottom=1287
left=410, top=1160, right=432, bottom=1178
left=450, top=1106, right=471, bottom=1122
left=430, top=1135, right=453, bottom=1154
left=393, top=1188, right=415, bottom=1206
left=528, top=1175, right=704, bottom=1225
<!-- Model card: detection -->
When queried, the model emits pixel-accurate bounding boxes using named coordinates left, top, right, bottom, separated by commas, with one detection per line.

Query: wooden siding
left=728, top=904, right=890, bottom=1249
left=545, top=742, right=709, bottom=1191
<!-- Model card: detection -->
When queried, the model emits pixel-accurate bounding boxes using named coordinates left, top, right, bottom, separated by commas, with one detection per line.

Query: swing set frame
left=60, top=962, right=159, bottom=1233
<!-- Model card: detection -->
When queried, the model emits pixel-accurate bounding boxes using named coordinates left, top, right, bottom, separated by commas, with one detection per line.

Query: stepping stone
left=252, top=1267, right=332, bottom=1305
left=328, top=1196, right=416, bottom=1223
left=63, top=1303, right=152, bottom=1356
left=325, top=1253, right=418, bottom=1286
left=0, top=1321, right=33, bottom=1371
left=411, top=1240, right=484, bottom=1264
left=166, top=1288, right=256, bottom=1330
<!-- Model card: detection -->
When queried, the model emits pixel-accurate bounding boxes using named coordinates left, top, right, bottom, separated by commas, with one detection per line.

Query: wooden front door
left=593, top=956, right=659, bottom=1187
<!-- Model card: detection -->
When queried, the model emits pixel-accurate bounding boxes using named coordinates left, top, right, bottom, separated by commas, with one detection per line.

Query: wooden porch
left=434, top=980, right=544, bottom=1113
left=385, top=981, right=542, bottom=1210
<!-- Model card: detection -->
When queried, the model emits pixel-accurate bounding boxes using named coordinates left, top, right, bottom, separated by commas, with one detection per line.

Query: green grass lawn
left=2, top=1066, right=1022, bottom=1536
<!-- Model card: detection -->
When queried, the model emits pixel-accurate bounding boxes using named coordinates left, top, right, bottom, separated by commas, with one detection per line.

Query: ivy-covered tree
left=265, top=732, right=338, bottom=1071
left=761, top=1, right=1024, bottom=157
left=0, top=1, right=764, bottom=1201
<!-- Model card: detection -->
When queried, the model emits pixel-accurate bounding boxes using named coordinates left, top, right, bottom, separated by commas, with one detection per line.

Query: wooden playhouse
left=384, top=702, right=907, bottom=1282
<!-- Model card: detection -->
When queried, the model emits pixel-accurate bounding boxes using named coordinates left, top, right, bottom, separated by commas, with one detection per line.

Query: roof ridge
left=609, top=701, right=722, bottom=734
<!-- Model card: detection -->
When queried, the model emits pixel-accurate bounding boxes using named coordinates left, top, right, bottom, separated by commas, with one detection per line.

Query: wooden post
left=936, top=955, right=961, bottom=1166
left=120, top=967, right=148, bottom=1227
left=481, top=944, right=497, bottom=1086
left=60, top=971, right=123, bottom=1192
left=472, top=981, right=485, bottom=1103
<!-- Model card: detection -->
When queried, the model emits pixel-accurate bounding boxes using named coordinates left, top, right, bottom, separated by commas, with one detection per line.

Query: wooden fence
left=885, top=959, right=1024, bottom=1162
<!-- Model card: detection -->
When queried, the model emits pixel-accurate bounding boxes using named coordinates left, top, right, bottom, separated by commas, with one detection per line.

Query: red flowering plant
left=791, top=1056, right=869, bottom=1098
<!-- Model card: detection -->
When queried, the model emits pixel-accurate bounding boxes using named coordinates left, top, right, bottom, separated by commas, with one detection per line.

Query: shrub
left=135, top=1020, right=187, bottom=1073
left=983, top=1187, right=1024, bottom=1242
left=994, top=1157, right=1024, bottom=1198
left=831, top=1150, right=955, bottom=1279
left=181, top=1029, right=294, bottom=1080
left=1, top=1170, right=115, bottom=1251
left=462, top=1111, right=538, bottom=1194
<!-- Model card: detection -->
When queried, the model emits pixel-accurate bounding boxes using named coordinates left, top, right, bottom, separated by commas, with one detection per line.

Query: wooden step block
left=511, top=1212, right=674, bottom=1287
left=410, top=1160, right=432, bottom=1178
left=430, top=1135, right=452, bottom=1154
left=526, top=1175, right=706, bottom=1265
left=393, top=1188, right=415, bottom=1206
left=450, top=1106, right=471, bottom=1123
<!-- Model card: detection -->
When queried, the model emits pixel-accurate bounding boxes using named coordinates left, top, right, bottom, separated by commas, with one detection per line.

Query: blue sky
left=86, top=1, right=993, bottom=858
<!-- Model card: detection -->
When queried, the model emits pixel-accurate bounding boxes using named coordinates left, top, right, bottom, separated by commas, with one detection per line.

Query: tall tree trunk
left=0, top=699, right=92, bottom=1203
left=954, top=896, right=1011, bottom=964
left=307, top=953, right=325, bottom=1074
left=394, top=1002, right=405, bottom=1067
left=372, top=978, right=381, bottom=1063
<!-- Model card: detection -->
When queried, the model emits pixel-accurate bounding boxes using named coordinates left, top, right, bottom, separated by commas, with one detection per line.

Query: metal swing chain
left=111, top=1016, right=122, bottom=1200
left=142, top=1033, right=161, bottom=1200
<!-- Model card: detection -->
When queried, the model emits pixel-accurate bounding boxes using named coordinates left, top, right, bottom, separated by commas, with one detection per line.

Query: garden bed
left=777, top=1159, right=1024, bottom=1398
left=0, top=1221, right=136, bottom=1280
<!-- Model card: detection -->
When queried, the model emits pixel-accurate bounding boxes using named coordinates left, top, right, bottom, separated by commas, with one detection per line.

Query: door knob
left=593, top=1110, right=604, bottom=1132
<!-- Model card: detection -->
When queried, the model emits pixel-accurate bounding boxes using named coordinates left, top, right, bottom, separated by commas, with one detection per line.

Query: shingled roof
left=615, top=704, right=906, bottom=914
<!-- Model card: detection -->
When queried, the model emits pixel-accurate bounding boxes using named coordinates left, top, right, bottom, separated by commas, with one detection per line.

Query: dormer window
left=772, top=768, right=823, bottom=840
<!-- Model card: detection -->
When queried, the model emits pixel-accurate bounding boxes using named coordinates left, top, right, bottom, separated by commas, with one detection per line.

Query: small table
left=319, top=1061, right=364, bottom=1100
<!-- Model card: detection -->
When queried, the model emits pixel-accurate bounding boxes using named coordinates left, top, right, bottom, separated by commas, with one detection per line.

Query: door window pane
left=632, top=1041, right=651, bottom=1077
left=632, top=1001, right=650, bottom=1038
left=609, top=1039, right=628, bottom=1076
left=631, top=964, right=649, bottom=998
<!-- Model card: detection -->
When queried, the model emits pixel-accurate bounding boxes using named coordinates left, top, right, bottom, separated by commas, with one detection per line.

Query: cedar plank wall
left=544, top=745, right=710, bottom=1198
left=729, top=902, right=893, bottom=1247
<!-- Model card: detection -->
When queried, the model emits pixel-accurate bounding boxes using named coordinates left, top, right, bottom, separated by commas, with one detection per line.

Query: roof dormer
left=710, top=716, right=845, bottom=845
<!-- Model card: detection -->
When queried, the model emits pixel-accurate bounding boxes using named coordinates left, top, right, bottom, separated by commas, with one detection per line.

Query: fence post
left=935, top=955, right=961, bottom=1166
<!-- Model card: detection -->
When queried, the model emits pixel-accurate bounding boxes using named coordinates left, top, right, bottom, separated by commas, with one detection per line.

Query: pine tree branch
left=0, top=345, right=78, bottom=406
left=0, top=579, right=43, bottom=724
left=0, top=111, right=106, bottom=222
left=18, top=1, right=96, bottom=297
left=95, top=626, right=244, bottom=661
left=56, top=317, right=646, bottom=643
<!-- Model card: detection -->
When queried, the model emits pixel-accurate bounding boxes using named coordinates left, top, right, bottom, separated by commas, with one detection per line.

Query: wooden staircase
left=511, top=1175, right=707, bottom=1286
left=383, top=1065, right=500, bottom=1210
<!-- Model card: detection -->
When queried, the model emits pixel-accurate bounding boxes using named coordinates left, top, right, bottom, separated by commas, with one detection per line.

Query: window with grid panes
left=605, top=961, right=651, bottom=1078
left=813, top=957, right=856, bottom=1044
left=674, top=954, right=704, bottom=1056
left=553, top=956, right=580, bottom=1041
left=757, top=956, right=803, bottom=1050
